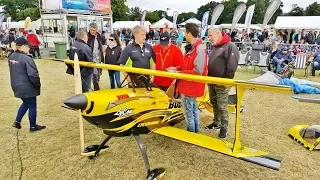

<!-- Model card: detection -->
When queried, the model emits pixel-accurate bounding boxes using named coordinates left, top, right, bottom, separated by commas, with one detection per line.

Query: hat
left=282, top=47, right=288, bottom=51
left=160, top=31, right=170, bottom=46
left=15, top=38, right=31, bottom=46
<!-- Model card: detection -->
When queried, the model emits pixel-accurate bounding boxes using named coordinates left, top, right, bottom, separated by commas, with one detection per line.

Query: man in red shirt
left=152, top=31, right=183, bottom=91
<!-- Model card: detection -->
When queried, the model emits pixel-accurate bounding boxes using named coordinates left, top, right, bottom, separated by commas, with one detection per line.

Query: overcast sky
left=126, top=0, right=320, bottom=15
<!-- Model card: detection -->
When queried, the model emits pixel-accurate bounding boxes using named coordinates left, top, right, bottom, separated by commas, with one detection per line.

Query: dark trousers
left=82, top=74, right=92, bottom=92
left=93, top=68, right=101, bottom=91
left=208, top=85, right=230, bottom=129
left=15, top=97, right=37, bottom=127
left=30, top=46, right=40, bottom=58
left=108, top=70, right=121, bottom=89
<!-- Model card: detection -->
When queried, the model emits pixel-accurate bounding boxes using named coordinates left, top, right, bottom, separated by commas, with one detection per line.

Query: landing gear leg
left=134, top=135, right=166, bottom=180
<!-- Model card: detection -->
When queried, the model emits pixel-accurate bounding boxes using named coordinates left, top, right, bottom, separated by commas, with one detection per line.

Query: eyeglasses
left=109, top=39, right=114, bottom=41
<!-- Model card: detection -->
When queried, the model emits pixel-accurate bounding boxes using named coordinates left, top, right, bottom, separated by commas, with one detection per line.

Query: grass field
left=1, top=59, right=320, bottom=180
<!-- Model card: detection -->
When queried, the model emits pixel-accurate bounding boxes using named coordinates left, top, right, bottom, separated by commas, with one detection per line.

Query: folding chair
left=292, top=55, right=310, bottom=77
left=254, top=52, right=270, bottom=73
left=238, top=50, right=250, bottom=70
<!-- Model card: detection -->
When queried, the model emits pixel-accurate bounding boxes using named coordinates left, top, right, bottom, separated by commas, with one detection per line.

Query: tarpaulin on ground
left=279, top=78, right=320, bottom=94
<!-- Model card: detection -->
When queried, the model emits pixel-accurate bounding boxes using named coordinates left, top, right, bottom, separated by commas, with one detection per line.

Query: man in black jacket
left=87, top=23, right=105, bottom=91
left=9, top=38, right=46, bottom=132
left=204, top=28, right=239, bottom=139
left=68, top=31, right=94, bottom=92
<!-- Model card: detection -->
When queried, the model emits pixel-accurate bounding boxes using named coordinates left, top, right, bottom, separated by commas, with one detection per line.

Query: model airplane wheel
left=146, top=168, right=166, bottom=180
left=81, top=145, right=109, bottom=158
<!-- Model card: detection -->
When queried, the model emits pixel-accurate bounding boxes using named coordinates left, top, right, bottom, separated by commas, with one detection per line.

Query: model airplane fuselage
left=64, top=88, right=184, bottom=137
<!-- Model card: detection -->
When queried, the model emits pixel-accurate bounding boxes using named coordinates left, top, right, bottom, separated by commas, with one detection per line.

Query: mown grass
left=1, top=59, right=320, bottom=180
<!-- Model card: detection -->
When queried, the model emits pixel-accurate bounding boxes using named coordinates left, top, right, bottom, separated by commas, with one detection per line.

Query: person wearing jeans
left=176, top=23, right=208, bottom=133
left=311, top=52, right=320, bottom=76
left=181, top=94, right=199, bottom=132
left=272, top=47, right=292, bottom=74
left=104, top=33, right=122, bottom=89
left=9, top=38, right=46, bottom=131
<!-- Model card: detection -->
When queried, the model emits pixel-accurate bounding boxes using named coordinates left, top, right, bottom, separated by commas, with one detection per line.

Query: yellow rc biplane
left=63, top=54, right=291, bottom=180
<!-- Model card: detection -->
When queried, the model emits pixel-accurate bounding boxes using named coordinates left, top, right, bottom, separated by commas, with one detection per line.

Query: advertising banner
left=210, top=4, right=224, bottom=26
left=200, top=11, right=209, bottom=38
left=262, top=0, right=281, bottom=29
left=0, top=13, right=5, bottom=30
left=172, top=11, right=179, bottom=28
left=244, top=5, right=255, bottom=34
left=231, top=3, right=246, bottom=31
left=62, top=0, right=112, bottom=12
left=140, top=10, right=147, bottom=26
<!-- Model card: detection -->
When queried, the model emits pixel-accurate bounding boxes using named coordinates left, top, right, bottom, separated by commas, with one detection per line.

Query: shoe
left=219, top=128, right=227, bottom=139
left=204, top=122, right=221, bottom=130
left=12, top=122, right=21, bottom=129
left=30, top=125, right=46, bottom=132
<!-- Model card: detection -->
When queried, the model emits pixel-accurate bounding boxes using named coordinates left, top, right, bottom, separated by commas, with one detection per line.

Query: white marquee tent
left=113, top=21, right=151, bottom=29
left=178, top=17, right=201, bottom=26
left=151, top=18, right=174, bottom=29
left=274, top=16, right=320, bottom=30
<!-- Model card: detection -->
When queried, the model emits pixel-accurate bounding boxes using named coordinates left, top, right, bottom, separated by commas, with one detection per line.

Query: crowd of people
left=7, top=21, right=320, bottom=139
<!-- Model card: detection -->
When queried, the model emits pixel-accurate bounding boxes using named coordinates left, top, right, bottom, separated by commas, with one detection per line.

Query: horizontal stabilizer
left=292, top=96, right=320, bottom=104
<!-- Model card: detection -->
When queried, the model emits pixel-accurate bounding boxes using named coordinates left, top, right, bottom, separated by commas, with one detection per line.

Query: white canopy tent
left=274, top=16, right=320, bottom=30
left=209, top=24, right=262, bottom=31
left=178, top=17, right=201, bottom=26
left=151, top=18, right=174, bottom=29
left=113, top=21, right=151, bottom=29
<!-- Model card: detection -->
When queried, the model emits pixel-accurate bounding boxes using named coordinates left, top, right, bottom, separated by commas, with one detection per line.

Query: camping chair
left=238, top=50, right=250, bottom=70
left=292, top=55, right=310, bottom=77
left=253, top=52, right=270, bottom=73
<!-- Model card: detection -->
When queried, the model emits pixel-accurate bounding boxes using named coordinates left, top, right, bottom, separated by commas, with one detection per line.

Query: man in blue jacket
left=273, top=47, right=292, bottom=74
left=9, top=38, right=46, bottom=132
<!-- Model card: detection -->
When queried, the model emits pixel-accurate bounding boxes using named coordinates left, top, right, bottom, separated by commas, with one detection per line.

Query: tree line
left=0, top=0, right=319, bottom=24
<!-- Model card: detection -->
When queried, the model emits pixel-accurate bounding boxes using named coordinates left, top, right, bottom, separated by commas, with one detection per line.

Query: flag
left=172, top=11, right=179, bottom=28
left=0, top=13, right=5, bottom=31
left=6, top=17, right=11, bottom=30
left=210, top=4, right=224, bottom=26
left=262, top=0, right=281, bottom=29
left=244, top=5, right=255, bottom=34
left=140, top=10, right=147, bottom=26
left=200, top=11, right=209, bottom=38
left=231, top=3, right=246, bottom=31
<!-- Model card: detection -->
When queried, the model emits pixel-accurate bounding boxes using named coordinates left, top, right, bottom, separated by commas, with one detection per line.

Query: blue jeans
left=16, top=97, right=37, bottom=127
left=108, top=70, right=121, bottom=89
left=82, top=74, right=92, bottom=92
left=181, top=94, right=199, bottom=133
left=273, top=57, right=284, bottom=73
left=311, top=61, right=320, bottom=76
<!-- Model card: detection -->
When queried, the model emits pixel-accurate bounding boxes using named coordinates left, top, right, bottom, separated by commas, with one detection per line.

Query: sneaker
left=219, top=128, right=227, bottom=139
left=30, top=125, right=46, bottom=132
left=12, top=122, right=21, bottom=129
left=204, top=122, right=221, bottom=130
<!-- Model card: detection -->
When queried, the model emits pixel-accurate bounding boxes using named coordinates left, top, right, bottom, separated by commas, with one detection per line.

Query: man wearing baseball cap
left=9, top=37, right=46, bottom=132
left=152, top=31, right=183, bottom=91
left=272, top=46, right=292, bottom=74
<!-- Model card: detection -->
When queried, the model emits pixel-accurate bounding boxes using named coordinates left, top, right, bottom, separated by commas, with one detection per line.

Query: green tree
left=177, top=12, right=196, bottom=23
left=196, top=1, right=220, bottom=23
left=145, top=11, right=160, bottom=23
left=0, top=0, right=39, bottom=21
left=16, top=8, right=40, bottom=22
left=129, top=7, right=142, bottom=21
left=111, top=0, right=130, bottom=21
left=304, top=2, right=320, bottom=16
left=286, top=6, right=304, bottom=16
left=245, top=0, right=284, bottom=24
